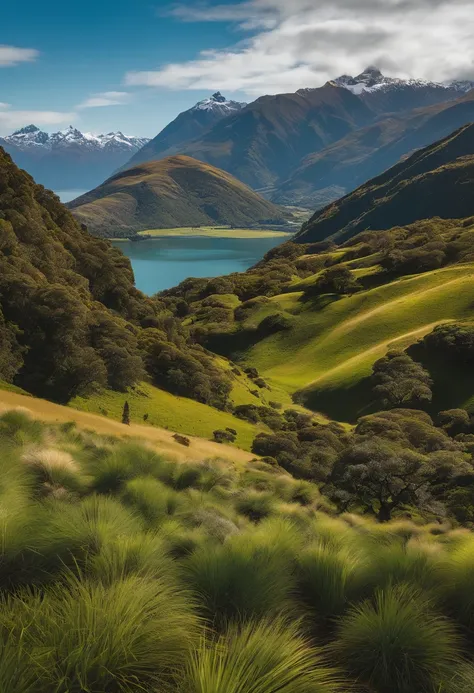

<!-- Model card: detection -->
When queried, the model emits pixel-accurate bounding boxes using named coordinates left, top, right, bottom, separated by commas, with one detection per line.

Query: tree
left=372, top=351, right=433, bottom=409
left=331, top=441, right=434, bottom=521
left=122, top=401, right=130, bottom=426
left=310, top=265, right=361, bottom=296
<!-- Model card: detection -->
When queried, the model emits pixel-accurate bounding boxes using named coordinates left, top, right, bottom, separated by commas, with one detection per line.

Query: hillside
left=275, top=89, right=474, bottom=207
left=0, top=147, right=249, bottom=414
left=68, top=155, right=288, bottom=237
left=163, top=214, right=474, bottom=426
left=296, top=123, right=474, bottom=243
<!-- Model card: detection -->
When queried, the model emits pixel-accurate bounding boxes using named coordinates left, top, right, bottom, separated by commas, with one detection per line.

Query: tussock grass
left=181, top=619, right=343, bottom=693
left=334, top=584, right=460, bottom=693
left=5, top=574, right=198, bottom=691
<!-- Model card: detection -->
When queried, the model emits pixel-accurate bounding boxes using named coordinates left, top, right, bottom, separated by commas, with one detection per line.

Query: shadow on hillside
left=408, top=345, right=474, bottom=414
left=205, top=328, right=261, bottom=359
left=296, top=376, right=378, bottom=424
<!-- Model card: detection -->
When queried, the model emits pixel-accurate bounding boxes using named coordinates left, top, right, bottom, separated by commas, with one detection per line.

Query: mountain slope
left=296, top=123, right=474, bottom=243
left=125, top=84, right=375, bottom=192
left=275, top=90, right=474, bottom=207
left=122, top=92, right=246, bottom=171
left=0, top=125, right=149, bottom=190
left=68, top=155, right=288, bottom=237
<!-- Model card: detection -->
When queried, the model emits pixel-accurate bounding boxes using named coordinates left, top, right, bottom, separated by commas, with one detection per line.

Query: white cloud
left=0, top=107, right=76, bottom=136
left=128, top=0, right=474, bottom=94
left=77, top=91, right=131, bottom=109
left=0, top=45, right=39, bottom=67
left=0, top=103, right=10, bottom=109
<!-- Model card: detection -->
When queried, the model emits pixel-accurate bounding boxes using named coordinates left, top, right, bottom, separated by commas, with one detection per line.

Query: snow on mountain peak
left=192, top=93, right=247, bottom=114
left=3, top=126, right=149, bottom=152
left=333, top=67, right=474, bottom=95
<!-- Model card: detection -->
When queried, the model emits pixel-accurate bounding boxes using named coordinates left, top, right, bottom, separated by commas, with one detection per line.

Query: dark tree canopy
left=372, top=351, right=433, bottom=409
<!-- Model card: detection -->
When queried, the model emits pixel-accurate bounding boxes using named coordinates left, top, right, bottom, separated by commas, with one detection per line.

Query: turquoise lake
left=112, top=236, right=287, bottom=295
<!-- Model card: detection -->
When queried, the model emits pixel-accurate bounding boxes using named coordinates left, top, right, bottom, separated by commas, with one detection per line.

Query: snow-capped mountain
left=4, top=124, right=148, bottom=153
left=191, top=92, right=247, bottom=115
left=120, top=92, right=248, bottom=172
left=328, top=67, right=474, bottom=113
left=1, top=125, right=150, bottom=190
left=333, top=66, right=474, bottom=95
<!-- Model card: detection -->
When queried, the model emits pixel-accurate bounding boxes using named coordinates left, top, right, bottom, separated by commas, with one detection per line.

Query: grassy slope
left=0, top=386, right=255, bottom=463
left=241, top=264, right=474, bottom=421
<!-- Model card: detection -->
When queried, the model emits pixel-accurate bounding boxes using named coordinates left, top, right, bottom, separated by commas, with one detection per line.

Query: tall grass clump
left=180, top=619, right=343, bottom=693
left=22, top=446, right=87, bottom=497
left=0, top=409, right=43, bottom=446
left=121, top=476, right=183, bottom=527
left=87, top=532, right=176, bottom=583
left=184, top=532, right=296, bottom=628
left=439, top=537, right=474, bottom=630
left=90, top=442, right=166, bottom=494
left=333, top=584, right=460, bottom=693
left=45, top=494, right=142, bottom=564
left=11, top=574, right=198, bottom=692
left=296, top=543, right=364, bottom=626
left=235, top=490, right=275, bottom=521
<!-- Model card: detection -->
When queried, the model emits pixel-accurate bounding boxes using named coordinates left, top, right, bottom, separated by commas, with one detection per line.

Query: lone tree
left=372, top=351, right=433, bottom=409
left=313, top=265, right=361, bottom=296
left=121, top=400, right=130, bottom=426
left=331, top=441, right=431, bottom=521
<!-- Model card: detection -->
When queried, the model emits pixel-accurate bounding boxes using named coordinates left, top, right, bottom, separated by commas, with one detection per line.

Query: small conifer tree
left=122, top=401, right=130, bottom=425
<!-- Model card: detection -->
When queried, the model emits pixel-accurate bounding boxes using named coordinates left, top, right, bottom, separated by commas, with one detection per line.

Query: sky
left=1, top=0, right=474, bottom=137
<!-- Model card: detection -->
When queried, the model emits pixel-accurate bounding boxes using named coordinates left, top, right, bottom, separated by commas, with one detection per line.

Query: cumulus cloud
left=0, top=45, right=39, bottom=67
left=0, top=107, right=76, bottom=136
left=127, top=0, right=474, bottom=94
left=77, top=91, right=131, bottom=109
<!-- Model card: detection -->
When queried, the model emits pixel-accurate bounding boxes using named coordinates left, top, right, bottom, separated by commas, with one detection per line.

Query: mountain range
left=296, top=122, right=474, bottom=243
left=0, top=125, right=149, bottom=191
left=68, top=155, right=287, bottom=237
left=119, top=68, right=474, bottom=209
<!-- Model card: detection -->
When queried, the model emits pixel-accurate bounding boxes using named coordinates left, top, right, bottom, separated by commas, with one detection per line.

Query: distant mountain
left=275, top=89, right=474, bottom=208
left=68, top=155, right=288, bottom=237
left=124, top=69, right=474, bottom=202
left=0, top=125, right=150, bottom=190
left=121, top=92, right=247, bottom=171
left=331, top=66, right=474, bottom=113
left=296, top=123, right=474, bottom=244
left=163, top=84, right=375, bottom=192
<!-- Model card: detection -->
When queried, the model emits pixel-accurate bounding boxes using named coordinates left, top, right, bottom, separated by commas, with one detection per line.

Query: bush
left=213, top=429, right=236, bottom=444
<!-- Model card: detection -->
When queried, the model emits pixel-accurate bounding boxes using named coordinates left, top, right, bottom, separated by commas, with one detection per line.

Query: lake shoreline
left=110, top=229, right=294, bottom=241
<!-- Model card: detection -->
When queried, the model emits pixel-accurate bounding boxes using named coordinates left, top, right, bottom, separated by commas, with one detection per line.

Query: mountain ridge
left=296, top=122, right=474, bottom=243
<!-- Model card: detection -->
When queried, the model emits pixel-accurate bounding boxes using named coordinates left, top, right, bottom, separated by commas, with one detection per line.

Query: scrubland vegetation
left=1, top=407, right=474, bottom=692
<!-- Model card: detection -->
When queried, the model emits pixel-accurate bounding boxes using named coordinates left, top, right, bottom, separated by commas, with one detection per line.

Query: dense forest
left=0, top=149, right=232, bottom=407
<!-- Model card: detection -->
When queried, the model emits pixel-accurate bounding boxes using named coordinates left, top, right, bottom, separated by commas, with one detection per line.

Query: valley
left=4, top=26, right=474, bottom=692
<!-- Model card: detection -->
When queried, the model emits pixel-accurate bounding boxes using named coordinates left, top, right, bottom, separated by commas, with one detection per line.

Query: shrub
left=213, top=429, right=236, bottom=444
left=174, top=433, right=191, bottom=447
left=333, top=585, right=459, bottom=693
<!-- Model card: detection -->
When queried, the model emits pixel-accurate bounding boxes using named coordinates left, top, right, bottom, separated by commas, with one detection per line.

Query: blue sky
left=2, top=0, right=473, bottom=137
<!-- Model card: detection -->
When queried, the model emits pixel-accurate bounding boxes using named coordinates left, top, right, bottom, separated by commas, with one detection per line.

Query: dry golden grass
left=0, top=390, right=254, bottom=464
